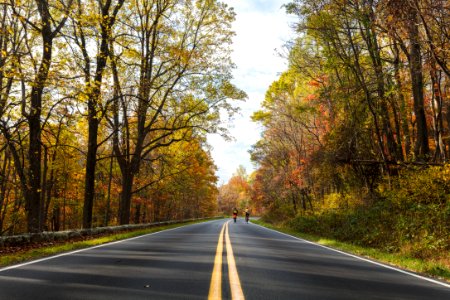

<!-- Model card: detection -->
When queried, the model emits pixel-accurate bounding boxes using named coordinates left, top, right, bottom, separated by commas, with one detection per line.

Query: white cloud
left=207, top=0, right=295, bottom=183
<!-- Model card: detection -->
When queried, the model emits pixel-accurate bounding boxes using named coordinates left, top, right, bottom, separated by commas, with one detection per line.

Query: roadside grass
left=252, top=219, right=450, bottom=283
left=0, top=219, right=215, bottom=268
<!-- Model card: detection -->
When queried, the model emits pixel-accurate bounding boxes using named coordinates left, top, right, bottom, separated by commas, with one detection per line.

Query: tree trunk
left=43, top=121, right=62, bottom=230
left=359, top=7, right=400, bottom=161
left=81, top=0, right=124, bottom=229
left=119, top=171, right=134, bottom=225
left=27, top=108, right=42, bottom=233
left=393, top=42, right=411, bottom=158
left=430, top=65, right=445, bottom=162
left=134, top=203, right=141, bottom=224
left=26, top=0, right=55, bottom=233
left=52, top=204, right=60, bottom=232
left=104, top=155, right=113, bottom=226
left=83, top=114, right=99, bottom=229
left=0, top=149, right=10, bottom=234
left=446, top=99, right=450, bottom=158
left=408, top=8, right=429, bottom=160
left=40, top=147, right=48, bottom=230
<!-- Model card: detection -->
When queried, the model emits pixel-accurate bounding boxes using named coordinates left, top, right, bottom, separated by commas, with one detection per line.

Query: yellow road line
left=208, top=221, right=245, bottom=300
left=225, top=221, right=245, bottom=300
left=208, top=223, right=226, bottom=300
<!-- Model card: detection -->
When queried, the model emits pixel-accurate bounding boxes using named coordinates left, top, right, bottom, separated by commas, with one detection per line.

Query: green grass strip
left=0, top=219, right=216, bottom=268
left=252, top=219, right=450, bottom=283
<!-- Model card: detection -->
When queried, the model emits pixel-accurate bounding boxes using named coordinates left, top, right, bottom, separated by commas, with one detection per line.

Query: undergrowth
left=260, top=165, right=450, bottom=282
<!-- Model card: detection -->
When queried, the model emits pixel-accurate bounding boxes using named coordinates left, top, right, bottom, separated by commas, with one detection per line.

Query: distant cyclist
left=232, top=208, right=238, bottom=223
left=245, top=207, right=250, bottom=223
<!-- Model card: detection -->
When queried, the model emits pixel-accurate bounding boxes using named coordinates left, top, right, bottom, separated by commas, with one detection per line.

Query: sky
left=207, top=0, right=295, bottom=184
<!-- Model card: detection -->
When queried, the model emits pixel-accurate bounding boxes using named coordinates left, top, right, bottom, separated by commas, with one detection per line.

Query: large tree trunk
left=83, top=113, right=99, bottom=229
left=393, top=42, right=411, bottom=158
left=119, top=171, right=134, bottom=225
left=26, top=25, right=53, bottom=232
left=27, top=105, right=42, bottom=233
left=24, top=0, right=71, bottom=233
left=81, top=0, right=124, bottom=229
left=81, top=9, right=109, bottom=229
left=408, top=8, right=429, bottom=160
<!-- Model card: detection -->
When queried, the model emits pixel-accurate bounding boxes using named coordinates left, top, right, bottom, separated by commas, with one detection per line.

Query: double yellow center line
left=208, top=221, right=245, bottom=300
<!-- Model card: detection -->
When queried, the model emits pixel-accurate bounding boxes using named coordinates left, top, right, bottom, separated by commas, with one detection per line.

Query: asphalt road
left=0, top=219, right=449, bottom=299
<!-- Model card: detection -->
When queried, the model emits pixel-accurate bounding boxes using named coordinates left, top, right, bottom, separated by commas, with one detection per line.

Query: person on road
left=232, top=208, right=238, bottom=223
left=245, top=208, right=250, bottom=223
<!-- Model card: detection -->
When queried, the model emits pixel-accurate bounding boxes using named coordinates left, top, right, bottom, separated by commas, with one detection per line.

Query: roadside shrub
left=284, top=165, right=450, bottom=260
left=381, top=165, right=450, bottom=206
left=261, top=200, right=296, bottom=224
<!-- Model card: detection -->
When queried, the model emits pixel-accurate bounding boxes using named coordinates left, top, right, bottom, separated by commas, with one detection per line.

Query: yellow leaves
left=55, top=41, right=67, bottom=50
left=122, top=48, right=140, bottom=60
left=386, top=14, right=394, bottom=23
left=441, top=165, right=450, bottom=182
left=6, top=26, right=14, bottom=35
left=168, top=46, right=192, bottom=65
left=78, top=92, right=89, bottom=102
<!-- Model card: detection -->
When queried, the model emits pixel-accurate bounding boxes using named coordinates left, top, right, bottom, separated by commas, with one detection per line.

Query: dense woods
left=0, top=0, right=244, bottom=234
left=247, top=0, right=449, bottom=268
left=1, top=0, right=448, bottom=275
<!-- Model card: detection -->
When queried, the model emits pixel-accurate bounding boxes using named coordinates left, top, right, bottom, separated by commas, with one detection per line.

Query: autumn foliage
left=250, top=0, right=450, bottom=264
left=0, top=0, right=244, bottom=234
left=218, top=166, right=252, bottom=215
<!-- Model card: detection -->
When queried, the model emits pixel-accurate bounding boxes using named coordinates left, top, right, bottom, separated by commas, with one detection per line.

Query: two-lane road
left=0, top=219, right=449, bottom=299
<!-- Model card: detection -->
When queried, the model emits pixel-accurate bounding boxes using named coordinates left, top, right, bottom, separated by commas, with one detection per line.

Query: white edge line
left=0, top=220, right=219, bottom=273
left=250, top=222, right=450, bottom=289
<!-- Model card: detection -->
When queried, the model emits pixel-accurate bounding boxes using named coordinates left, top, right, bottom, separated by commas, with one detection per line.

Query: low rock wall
left=0, top=218, right=213, bottom=248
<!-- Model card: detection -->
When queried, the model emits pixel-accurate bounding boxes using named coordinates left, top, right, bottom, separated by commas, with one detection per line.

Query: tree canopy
left=248, top=0, right=449, bottom=265
left=0, top=0, right=244, bottom=234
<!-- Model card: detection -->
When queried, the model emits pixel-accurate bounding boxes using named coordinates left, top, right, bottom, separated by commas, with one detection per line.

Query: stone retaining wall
left=0, top=218, right=214, bottom=248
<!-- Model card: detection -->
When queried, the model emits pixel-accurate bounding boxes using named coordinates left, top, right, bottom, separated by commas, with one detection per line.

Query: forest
left=0, top=0, right=246, bottom=235
left=221, top=0, right=449, bottom=271
left=1, top=0, right=449, bottom=273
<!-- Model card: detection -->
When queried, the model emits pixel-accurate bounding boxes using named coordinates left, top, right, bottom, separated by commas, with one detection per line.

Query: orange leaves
left=289, top=167, right=304, bottom=187
left=218, top=166, right=251, bottom=213
left=305, top=93, right=317, bottom=102
left=308, top=80, right=321, bottom=87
